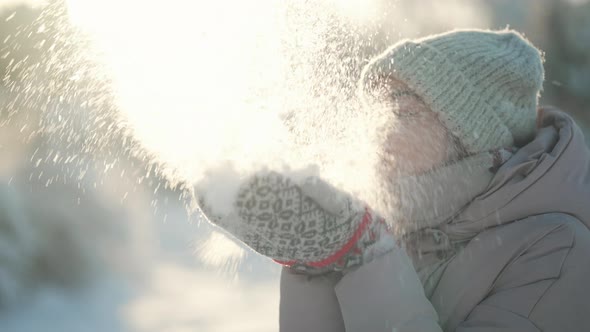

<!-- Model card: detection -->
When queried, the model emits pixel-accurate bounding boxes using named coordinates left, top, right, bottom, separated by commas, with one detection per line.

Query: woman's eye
left=391, top=90, right=420, bottom=101
left=390, top=90, right=424, bottom=117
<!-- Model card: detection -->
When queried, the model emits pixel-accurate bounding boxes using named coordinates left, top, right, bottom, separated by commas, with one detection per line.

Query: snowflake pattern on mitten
left=214, top=172, right=397, bottom=274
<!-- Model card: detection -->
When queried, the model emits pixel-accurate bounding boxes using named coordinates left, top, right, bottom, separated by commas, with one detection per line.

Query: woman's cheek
left=382, top=117, right=452, bottom=175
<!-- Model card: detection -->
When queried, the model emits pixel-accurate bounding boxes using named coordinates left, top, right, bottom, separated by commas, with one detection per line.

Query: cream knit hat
left=361, top=29, right=545, bottom=153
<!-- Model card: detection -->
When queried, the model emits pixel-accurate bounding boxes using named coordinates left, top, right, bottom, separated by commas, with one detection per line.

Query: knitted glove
left=198, top=171, right=396, bottom=274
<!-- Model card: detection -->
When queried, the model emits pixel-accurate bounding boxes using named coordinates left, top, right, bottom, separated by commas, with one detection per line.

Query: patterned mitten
left=199, top=171, right=396, bottom=274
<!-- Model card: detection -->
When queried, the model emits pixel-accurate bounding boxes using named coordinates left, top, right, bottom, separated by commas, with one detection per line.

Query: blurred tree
left=545, top=0, right=590, bottom=119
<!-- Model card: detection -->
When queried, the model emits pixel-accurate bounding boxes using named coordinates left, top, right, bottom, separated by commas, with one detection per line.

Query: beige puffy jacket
left=279, top=109, right=590, bottom=332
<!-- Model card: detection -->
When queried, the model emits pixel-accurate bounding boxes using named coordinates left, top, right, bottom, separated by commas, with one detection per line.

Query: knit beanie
left=360, top=29, right=545, bottom=153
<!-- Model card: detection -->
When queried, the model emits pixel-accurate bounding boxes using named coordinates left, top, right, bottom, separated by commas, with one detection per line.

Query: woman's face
left=376, top=78, right=460, bottom=176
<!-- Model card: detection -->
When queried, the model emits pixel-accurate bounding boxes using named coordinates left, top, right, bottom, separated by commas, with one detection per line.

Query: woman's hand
left=198, top=171, right=396, bottom=274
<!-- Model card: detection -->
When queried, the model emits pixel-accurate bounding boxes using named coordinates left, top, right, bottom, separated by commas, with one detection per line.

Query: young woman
left=201, top=29, right=590, bottom=331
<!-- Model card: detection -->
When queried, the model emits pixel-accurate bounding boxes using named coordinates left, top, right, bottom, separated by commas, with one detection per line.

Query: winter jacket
left=279, top=109, right=590, bottom=332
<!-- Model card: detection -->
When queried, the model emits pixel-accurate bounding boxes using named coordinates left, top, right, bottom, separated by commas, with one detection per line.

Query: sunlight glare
left=64, top=0, right=384, bottom=223
left=66, top=0, right=290, bottom=184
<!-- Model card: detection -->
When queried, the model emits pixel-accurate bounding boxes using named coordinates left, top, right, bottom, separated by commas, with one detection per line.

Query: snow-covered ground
left=0, top=264, right=280, bottom=332
left=0, top=202, right=282, bottom=332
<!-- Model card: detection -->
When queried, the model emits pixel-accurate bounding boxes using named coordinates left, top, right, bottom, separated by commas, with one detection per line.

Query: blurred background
left=0, top=0, right=588, bottom=331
